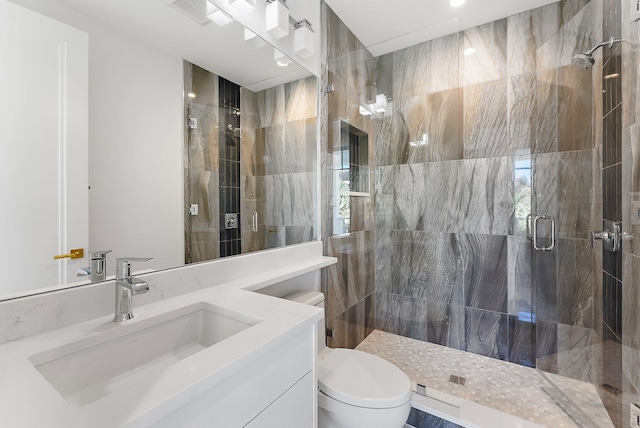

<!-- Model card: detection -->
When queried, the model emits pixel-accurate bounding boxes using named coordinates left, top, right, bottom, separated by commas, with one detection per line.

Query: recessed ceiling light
left=464, top=47, right=476, bottom=56
left=450, top=0, right=466, bottom=7
left=187, top=92, right=196, bottom=98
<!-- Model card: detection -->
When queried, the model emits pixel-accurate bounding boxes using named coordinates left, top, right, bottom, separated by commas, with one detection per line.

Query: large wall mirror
left=0, top=0, right=320, bottom=301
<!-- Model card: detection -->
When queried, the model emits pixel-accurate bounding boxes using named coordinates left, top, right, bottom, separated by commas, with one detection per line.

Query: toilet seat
left=317, top=349, right=412, bottom=409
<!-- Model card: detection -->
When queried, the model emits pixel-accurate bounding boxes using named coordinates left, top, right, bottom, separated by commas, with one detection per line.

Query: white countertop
left=0, top=255, right=334, bottom=427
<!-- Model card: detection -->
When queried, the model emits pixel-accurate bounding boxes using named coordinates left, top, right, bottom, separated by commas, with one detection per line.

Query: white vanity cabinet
left=149, top=326, right=317, bottom=428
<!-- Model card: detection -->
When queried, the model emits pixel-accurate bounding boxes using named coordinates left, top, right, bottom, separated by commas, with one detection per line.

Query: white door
left=0, top=0, right=88, bottom=295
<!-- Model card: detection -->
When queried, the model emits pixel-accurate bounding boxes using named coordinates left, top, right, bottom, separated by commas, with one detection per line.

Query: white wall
left=9, top=0, right=185, bottom=276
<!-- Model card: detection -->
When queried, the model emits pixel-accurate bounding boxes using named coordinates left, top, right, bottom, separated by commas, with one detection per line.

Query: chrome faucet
left=90, top=250, right=112, bottom=282
left=114, top=257, right=152, bottom=322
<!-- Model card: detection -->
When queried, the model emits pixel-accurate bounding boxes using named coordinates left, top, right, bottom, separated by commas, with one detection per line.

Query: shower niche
left=332, top=120, right=369, bottom=235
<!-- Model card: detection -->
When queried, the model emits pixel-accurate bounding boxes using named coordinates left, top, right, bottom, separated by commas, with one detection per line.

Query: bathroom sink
left=29, top=302, right=260, bottom=407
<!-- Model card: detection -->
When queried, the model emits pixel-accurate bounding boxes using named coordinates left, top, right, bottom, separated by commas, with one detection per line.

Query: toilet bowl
left=283, top=291, right=412, bottom=428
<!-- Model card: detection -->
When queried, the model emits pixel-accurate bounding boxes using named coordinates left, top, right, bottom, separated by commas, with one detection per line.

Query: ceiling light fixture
left=187, top=92, right=196, bottom=98
left=464, top=47, right=476, bottom=56
left=294, top=19, right=314, bottom=59
left=207, top=2, right=234, bottom=26
left=266, top=0, right=289, bottom=39
left=450, top=0, right=466, bottom=7
left=229, top=0, right=256, bottom=14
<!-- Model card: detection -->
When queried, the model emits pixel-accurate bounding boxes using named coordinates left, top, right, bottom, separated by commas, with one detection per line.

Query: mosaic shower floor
left=356, top=330, right=614, bottom=428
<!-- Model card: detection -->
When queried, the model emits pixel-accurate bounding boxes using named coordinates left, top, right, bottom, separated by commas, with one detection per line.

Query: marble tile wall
left=184, top=62, right=221, bottom=263
left=321, top=3, right=377, bottom=348
left=240, top=77, right=318, bottom=255
left=619, top=0, right=640, bottom=425
left=367, top=0, right=603, bottom=377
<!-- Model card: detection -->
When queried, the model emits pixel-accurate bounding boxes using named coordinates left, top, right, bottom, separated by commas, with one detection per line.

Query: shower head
left=572, top=37, right=621, bottom=69
left=571, top=52, right=595, bottom=69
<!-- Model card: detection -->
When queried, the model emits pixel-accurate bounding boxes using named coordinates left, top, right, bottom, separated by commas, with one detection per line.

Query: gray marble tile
left=507, top=236, right=533, bottom=317
left=262, top=123, right=285, bottom=175
left=507, top=4, right=560, bottom=77
left=622, top=124, right=640, bottom=256
left=458, top=157, right=514, bottom=235
left=622, top=252, right=640, bottom=394
left=532, top=248, right=558, bottom=323
left=256, top=84, right=286, bottom=127
left=557, top=65, right=594, bottom=152
left=327, top=299, right=366, bottom=349
left=284, top=226, right=314, bottom=245
left=463, top=79, right=509, bottom=159
left=459, top=234, right=509, bottom=313
left=463, top=19, right=508, bottom=86
left=430, top=33, right=461, bottom=93
left=533, top=69, right=558, bottom=154
left=536, top=320, right=558, bottom=372
left=283, top=119, right=308, bottom=174
left=373, top=166, right=395, bottom=230
left=187, top=103, right=219, bottom=172
left=324, top=5, right=374, bottom=96
left=508, top=315, right=535, bottom=367
left=325, top=231, right=375, bottom=319
left=394, top=161, right=462, bottom=233
left=376, top=230, right=461, bottom=304
left=427, top=302, right=465, bottom=350
left=264, top=172, right=315, bottom=227
left=376, top=90, right=462, bottom=165
left=464, top=307, right=509, bottom=361
left=508, top=73, right=536, bottom=155
left=557, top=238, right=595, bottom=329
left=392, top=41, right=432, bottom=100
left=375, top=292, right=429, bottom=343
left=557, top=0, right=601, bottom=67
left=557, top=150, right=595, bottom=239
left=285, top=76, right=317, bottom=123
left=555, top=323, right=601, bottom=384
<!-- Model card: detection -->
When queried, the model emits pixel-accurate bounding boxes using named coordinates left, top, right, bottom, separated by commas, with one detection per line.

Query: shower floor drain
left=449, top=375, right=467, bottom=385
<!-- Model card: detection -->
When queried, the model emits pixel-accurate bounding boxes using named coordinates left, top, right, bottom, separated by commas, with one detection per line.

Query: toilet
left=283, top=291, right=412, bottom=428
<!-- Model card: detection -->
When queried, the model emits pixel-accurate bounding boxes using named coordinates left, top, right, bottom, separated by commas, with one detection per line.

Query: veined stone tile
left=285, top=76, right=317, bottom=122
left=557, top=238, right=595, bottom=329
left=556, top=150, right=594, bottom=239
left=557, top=65, right=594, bottom=152
left=392, top=41, right=432, bottom=100
left=459, top=234, right=509, bottom=313
left=507, top=236, right=533, bottom=317
left=463, top=79, right=509, bottom=159
left=622, top=253, right=640, bottom=394
left=375, top=292, right=429, bottom=343
left=459, top=157, right=514, bottom=236
left=463, top=19, right=508, bottom=86
left=465, top=307, right=509, bottom=361
left=508, top=73, right=536, bottom=155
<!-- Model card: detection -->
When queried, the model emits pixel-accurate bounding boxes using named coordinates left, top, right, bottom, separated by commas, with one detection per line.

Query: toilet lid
left=317, top=349, right=412, bottom=409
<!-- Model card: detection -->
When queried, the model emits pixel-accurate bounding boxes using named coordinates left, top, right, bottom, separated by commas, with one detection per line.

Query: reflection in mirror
left=1, top=0, right=319, bottom=301
left=184, top=63, right=318, bottom=263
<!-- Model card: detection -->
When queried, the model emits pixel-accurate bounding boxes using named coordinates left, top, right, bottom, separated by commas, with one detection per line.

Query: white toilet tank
left=282, top=290, right=327, bottom=351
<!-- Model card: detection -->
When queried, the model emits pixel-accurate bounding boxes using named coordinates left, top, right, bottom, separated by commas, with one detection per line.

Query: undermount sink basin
left=29, top=302, right=260, bottom=407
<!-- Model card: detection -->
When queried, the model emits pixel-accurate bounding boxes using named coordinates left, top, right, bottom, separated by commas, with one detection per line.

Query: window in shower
left=332, top=120, right=369, bottom=235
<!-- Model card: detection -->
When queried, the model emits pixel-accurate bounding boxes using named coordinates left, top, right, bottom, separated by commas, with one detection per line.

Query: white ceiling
left=55, top=0, right=311, bottom=91
left=324, top=0, right=560, bottom=57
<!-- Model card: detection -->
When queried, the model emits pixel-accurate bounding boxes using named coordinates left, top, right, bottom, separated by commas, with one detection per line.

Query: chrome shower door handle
left=252, top=212, right=258, bottom=232
left=532, top=215, right=555, bottom=251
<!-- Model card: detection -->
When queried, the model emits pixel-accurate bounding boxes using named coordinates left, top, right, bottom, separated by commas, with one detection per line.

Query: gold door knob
left=53, top=248, right=84, bottom=260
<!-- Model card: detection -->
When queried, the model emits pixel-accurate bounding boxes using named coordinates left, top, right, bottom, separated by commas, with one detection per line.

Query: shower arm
left=585, top=37, right=621, bottom=55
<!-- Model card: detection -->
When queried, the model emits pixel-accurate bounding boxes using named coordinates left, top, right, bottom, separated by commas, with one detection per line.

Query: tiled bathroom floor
left=356, top=330, right=614, bottom=428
